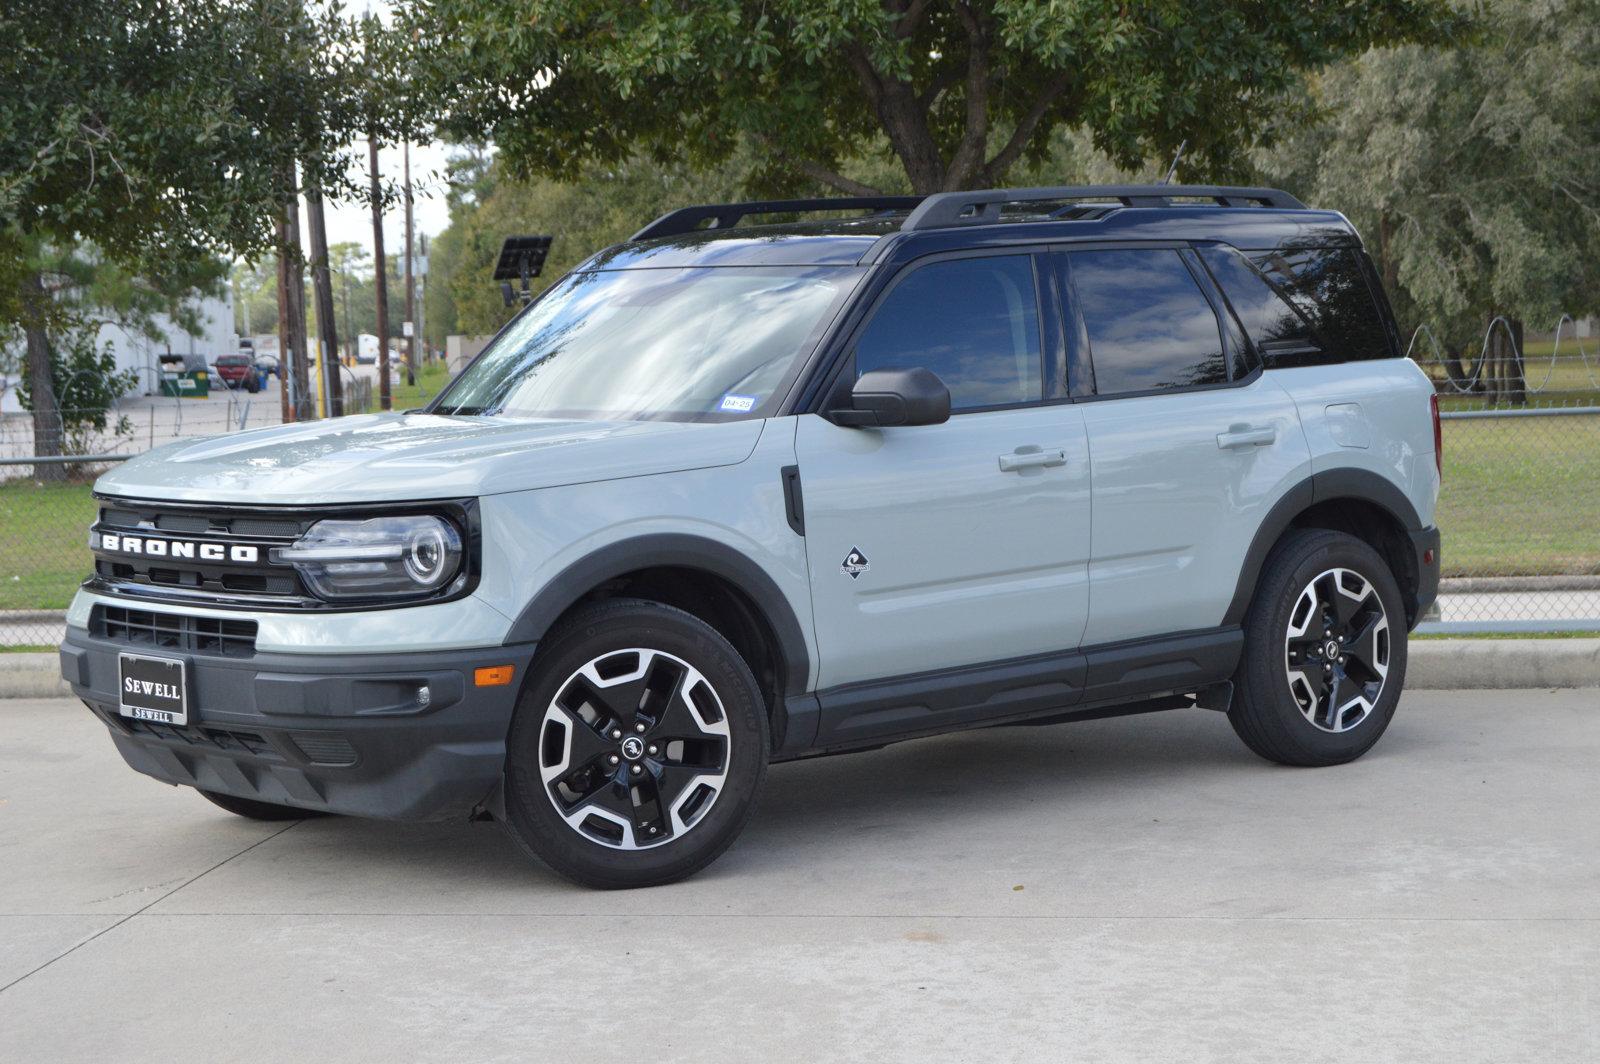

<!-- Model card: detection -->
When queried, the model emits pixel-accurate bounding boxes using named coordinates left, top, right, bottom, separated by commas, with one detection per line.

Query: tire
left=199, top=789, right=327, bottom=821
left=1228, top=528, right=1408, bottom=767
left=502, top=599, right=769, bottom=889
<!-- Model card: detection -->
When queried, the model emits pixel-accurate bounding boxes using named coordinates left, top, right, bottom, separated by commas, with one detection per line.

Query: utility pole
left=369, top=136, right=392, bottom=411
left=403, top=140, right=417, bottom=388
left=280, top=168, right=312, bottom=423
left=306, top=179, right=343, bottom=417
left=417, top=232, right=428, bottom=363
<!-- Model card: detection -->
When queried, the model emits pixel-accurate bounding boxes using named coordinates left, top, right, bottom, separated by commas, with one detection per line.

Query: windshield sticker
left=718, top=394, right=758, bottom=413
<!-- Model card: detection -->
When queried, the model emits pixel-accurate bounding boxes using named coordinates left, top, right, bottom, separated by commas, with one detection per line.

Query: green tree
left=2, top=0, right=402, bottom=472
left=1263, top=0, right=1600, bottom=399
left=402, top=0, right=1462, bottom=196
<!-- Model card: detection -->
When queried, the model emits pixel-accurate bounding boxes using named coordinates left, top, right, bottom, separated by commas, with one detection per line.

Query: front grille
left=89, top=499, right=312, bottom=606
left=93, top=604, right=258, bottom=657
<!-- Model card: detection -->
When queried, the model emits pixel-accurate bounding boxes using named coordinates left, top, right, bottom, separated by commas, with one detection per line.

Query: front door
left=795, top=252, right=1092, bottom=691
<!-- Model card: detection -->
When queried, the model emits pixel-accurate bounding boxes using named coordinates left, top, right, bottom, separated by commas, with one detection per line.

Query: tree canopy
left=402, top=0, right=1465, bottom=196
left=1264, top=0, right=1600, bottom=341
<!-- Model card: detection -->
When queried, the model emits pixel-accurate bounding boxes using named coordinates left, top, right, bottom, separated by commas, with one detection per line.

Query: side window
left=856, top=255, right=1043, bottom=411
left=1247, top=246, right=1395, bottom=363
left=1069, top=249, right=1227, bottom=395
left=1196, top=245, right=1324, bottom=370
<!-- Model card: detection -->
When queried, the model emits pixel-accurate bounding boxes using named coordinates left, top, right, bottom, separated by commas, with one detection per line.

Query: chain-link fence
left=2, top=349, right=1596, bottom=648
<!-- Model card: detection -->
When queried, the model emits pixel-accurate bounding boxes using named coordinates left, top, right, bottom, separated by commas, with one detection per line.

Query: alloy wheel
left=1283, top=567, right=1391, bottom=733
left=538, top=648, right=731, bottom=849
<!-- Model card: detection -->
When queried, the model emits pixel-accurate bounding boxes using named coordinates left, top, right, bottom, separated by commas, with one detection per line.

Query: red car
left=213, top=354, right=260, bottom=392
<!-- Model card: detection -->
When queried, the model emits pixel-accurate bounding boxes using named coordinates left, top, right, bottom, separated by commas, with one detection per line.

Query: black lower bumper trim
left=1409, top=525, right=1441, bottom=628
left=62, top=631, right=536, bottom=821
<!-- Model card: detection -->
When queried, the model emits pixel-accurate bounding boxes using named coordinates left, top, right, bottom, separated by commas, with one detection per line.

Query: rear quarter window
left=1198, top=245, right=1396, bottom=368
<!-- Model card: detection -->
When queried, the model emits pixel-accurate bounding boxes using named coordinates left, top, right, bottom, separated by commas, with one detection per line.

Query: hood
left=95, top=413, right=766, bottom=504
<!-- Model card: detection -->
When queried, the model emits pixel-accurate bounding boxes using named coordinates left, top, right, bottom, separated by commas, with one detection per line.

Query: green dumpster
left=158, top=353, right=211, bottom=398
left=159, top=370, right=210, bottom=398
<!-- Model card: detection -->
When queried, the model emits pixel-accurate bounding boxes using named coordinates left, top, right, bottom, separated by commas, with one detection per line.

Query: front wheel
left=1229, top=529, right=1408, bottom=767
left=502, top=599, right=770, bottom=889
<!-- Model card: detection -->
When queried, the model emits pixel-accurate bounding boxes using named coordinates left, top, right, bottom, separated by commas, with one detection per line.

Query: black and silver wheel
left=1229, top=529, right=1408, bottom=766
left=502, top=599, right=769, bottom=888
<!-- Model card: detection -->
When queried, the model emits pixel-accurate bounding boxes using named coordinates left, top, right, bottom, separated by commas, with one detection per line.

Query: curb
left=0, top=653, right=70, bottom=699
left=4, top=640, right=1598, bottom=700
left=1407, top=638, right=1600, bottom=690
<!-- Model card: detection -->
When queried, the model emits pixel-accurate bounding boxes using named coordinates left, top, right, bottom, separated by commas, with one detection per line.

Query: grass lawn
left=390, top=361, right=453, bottom=410
left=0, top=479, right=98, bottom=610
left=1436, top=412, right=1600, bottom=577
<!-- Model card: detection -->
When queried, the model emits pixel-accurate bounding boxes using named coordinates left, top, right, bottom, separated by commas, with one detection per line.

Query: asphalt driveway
left=1, top=689, right=1596, bottom=1063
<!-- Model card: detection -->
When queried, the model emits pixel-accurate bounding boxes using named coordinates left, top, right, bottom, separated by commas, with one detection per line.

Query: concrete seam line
left=0, top=819, right=304, bottom=997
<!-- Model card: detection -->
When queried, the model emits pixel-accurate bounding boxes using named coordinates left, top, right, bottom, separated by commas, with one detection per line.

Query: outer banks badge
left=840, top=547, right=869, bottom=579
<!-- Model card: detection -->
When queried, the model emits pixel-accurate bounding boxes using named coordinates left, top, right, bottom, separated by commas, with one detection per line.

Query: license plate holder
left=117, top=652, right=189, bottom=726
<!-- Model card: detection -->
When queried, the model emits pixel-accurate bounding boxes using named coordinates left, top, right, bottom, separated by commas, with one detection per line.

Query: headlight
left=273, top=515, right=464, bottom=601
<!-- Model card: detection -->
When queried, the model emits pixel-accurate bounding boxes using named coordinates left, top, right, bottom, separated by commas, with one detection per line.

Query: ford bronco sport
left=62, top=185, right=1441, bottom=888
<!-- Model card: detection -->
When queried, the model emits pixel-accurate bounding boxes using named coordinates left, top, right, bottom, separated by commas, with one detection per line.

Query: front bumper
left=61, top=629, right=536, bottom=821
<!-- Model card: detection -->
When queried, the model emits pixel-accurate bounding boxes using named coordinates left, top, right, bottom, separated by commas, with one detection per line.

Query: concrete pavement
left=1, top=690, right=1596, bottom=1063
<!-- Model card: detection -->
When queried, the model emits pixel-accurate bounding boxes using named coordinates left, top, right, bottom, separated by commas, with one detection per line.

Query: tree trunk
left=1505, top=317, right=1526, bottom=407
left=304, top=181, right=343, bottom=417
left=369, top=136, right=392, bottom=412
left=19, top=272, right=65, bottom=482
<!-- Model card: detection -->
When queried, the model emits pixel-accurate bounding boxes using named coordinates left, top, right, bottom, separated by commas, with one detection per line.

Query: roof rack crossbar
left=630, top=196, right=924, bottom=242
left=902, top=184, right=1305, bottom=231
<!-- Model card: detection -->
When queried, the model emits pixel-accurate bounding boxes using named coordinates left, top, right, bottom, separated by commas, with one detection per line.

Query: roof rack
left=629, top=196, right=923, bottom=242
left=901, top=184, right=1305, bottom=231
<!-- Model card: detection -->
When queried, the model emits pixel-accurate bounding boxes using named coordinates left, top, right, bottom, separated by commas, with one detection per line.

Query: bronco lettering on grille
left=98, top=533, right=260, bottom=564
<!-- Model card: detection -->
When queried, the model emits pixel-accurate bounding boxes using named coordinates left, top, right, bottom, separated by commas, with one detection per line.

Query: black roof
left=582, top=184, right=1359, bottom=272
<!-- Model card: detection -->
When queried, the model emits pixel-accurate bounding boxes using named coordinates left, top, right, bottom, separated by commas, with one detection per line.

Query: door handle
left=1216, top=424, right=1277, bottom=450
left=998, top=448, right=1067, bottom=472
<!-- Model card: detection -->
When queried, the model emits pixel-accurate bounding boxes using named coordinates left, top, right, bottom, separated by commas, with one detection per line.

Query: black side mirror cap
left=831, top=367, right=951, bottom=428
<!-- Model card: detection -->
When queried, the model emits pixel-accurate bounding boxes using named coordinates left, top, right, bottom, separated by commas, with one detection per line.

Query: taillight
left=1430, top=393, right=1442, bottom=478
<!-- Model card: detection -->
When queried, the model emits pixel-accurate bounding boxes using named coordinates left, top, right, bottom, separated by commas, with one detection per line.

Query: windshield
left=432, top=265, right=865, bottom=421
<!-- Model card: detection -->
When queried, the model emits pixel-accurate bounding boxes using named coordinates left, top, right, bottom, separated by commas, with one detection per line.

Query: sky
left=318, top=139, right=457, bottom=261
left=316, top=1, right=454, bottom=263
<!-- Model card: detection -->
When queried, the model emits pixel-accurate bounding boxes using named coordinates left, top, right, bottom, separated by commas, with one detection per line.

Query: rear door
left=795, top=251, right=1092, bottom=690
left=1063, top=246, right=1312, bottom=646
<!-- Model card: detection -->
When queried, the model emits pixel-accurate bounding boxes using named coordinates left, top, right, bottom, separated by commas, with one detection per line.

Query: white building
left=97, top=289, right=238, bottom=396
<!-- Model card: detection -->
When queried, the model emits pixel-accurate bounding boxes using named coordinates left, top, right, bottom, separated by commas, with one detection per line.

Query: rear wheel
left=199, top=790, right=327, bottom=821
left=1229, top=529, right=1407, bottom=766
left=502, top=599, right=769, bottom=889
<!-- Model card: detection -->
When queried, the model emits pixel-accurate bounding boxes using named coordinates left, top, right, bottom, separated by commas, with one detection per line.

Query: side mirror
left=831, top=367, right=951, bottom=428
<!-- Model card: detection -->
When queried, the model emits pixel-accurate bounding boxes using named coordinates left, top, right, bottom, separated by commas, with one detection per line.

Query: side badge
left=841, top=547, right=870, bottom=579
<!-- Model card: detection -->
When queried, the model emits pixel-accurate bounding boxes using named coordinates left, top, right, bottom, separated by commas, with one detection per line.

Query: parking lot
left=1, top=688, right=1595, bottom=1063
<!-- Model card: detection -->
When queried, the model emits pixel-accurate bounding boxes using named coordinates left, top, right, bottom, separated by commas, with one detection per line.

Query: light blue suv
left=62, top=185, right=1442, bottom=888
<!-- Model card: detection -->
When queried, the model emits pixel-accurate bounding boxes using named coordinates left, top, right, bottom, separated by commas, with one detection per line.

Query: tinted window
left=856, top=255, right=1042, bottom=410
left=1247, top=246, right=1395, bottom=362
left=1070, top=249, right=1227, bottom=394
left=1197, top=245, right=1319, bottom=370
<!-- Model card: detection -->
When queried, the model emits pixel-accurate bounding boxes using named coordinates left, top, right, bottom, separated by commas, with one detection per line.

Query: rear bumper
left=61, top=630, right=536, bottom=821
left=1409, top=525, right=1441, bottom=628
